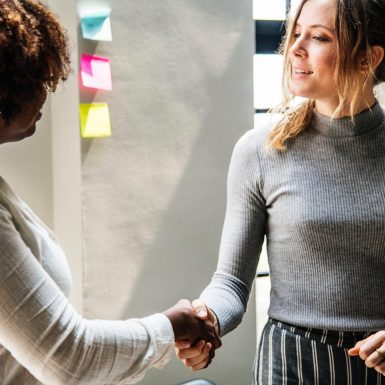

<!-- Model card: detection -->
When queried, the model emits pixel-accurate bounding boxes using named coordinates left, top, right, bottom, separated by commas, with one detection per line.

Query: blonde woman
left=176, top=0, right=385, bottom=383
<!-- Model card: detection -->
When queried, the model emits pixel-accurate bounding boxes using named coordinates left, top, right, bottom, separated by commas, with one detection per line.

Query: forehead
left=297, top=0, right=336, bottom=28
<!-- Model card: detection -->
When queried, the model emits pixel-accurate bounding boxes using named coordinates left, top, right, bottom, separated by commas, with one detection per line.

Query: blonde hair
left=268, top=0, right=385, bottom=151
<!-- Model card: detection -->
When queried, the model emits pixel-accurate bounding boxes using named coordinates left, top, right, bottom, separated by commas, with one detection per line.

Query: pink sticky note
left=80, top=54, right=112, bottom=91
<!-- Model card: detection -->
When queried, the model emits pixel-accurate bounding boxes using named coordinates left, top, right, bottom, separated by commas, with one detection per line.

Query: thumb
left=192, top=298, right=208, bottom=319
left=348, top=346, right=360, bottom=356
left=348, top=340, right=364, bottom=356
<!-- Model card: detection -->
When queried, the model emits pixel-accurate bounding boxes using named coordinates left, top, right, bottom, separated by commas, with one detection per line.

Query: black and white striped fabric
left=255, top=319, right=384, bottom=385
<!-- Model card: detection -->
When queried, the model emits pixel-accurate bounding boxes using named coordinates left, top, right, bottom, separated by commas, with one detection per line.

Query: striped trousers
left=254, top=319, right=384, bottom=385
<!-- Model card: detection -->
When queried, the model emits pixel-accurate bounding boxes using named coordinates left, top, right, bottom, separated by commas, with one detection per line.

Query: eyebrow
left=295, top=22, right=336, bottom=33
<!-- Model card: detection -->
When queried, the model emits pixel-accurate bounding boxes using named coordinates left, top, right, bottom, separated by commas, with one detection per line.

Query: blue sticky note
left=80, top=13, right=112, bottom=41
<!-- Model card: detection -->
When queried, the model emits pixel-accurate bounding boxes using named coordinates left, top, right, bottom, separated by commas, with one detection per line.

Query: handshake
left=163, top=299, right=222, bottom=370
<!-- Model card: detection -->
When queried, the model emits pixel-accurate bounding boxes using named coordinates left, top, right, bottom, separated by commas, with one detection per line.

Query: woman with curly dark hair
left=0, top=1, right=219, bottom=384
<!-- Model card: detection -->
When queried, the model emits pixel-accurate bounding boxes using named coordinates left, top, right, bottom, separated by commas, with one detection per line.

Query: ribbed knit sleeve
left=0, top=203, right=174, bottom=385
left=200, top=129, right=266, bottom=336
left=202, top=103, right=385, bottom=334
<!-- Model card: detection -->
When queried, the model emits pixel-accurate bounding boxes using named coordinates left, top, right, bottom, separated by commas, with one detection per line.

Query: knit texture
left=201, top=102, right=385, bottom=336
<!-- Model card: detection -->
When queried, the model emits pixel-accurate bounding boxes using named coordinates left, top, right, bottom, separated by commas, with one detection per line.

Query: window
left=253, top=1, right=300, bottom=112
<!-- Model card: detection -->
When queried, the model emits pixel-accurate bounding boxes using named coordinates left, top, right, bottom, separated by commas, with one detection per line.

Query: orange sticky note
left=80, top=54, right=112, bottom=91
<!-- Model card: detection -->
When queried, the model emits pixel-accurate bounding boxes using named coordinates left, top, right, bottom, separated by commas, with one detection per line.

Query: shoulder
left=233, top=122, right=275, bottom=161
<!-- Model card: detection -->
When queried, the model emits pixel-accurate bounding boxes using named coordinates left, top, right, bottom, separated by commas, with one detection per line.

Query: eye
left=293, top=32, right=301, bottom=39
left=313, top=35, right=330, bottom=42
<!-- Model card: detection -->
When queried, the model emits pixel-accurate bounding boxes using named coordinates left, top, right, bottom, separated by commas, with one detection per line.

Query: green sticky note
left=79, top=103, right=111, bottom=138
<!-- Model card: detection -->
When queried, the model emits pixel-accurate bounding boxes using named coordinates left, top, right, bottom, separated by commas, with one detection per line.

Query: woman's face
left=0, top=88, right=47, bottom=145
left=289, top=0, right=338, bottom=108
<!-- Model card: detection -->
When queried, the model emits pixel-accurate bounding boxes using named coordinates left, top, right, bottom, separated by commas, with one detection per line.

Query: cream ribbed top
left=0, top=176, right=174, bottom=385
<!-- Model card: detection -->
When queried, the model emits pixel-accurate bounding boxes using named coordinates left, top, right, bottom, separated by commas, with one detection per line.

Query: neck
left=312, top=99, right=384, bottom=138
left=315, top=93, right=376, bottom=118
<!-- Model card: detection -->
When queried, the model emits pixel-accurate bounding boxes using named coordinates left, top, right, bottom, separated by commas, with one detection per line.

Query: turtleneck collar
left=312, top=101, right=385, bottom=138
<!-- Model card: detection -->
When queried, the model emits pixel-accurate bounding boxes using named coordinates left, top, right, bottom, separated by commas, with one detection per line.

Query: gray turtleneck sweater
left=201, top=101, right=385, bottom=336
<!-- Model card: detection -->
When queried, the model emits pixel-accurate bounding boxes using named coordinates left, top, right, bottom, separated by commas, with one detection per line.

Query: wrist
left=211, top=310, right=220, bottom=335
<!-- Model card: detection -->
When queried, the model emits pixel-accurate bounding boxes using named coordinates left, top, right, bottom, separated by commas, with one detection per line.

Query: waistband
left=269, top=318, right=376, bottom=350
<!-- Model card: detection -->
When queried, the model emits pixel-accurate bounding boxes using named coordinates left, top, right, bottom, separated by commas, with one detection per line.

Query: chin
left=289, top=85, right=314, bottom=99
left=26, top=125, right=36, bottom=137
left=20, top=125, right=37, bottom=141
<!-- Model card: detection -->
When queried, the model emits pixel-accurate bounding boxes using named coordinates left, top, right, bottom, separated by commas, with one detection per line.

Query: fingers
left=348, top=340, right=365, bottom=356
left=175, top=340, right=190, bottom=349
left=182, top=342, right=213, bottom=371
left=191, top=299, right=222, bottom=349
left=348, top=331, right=385, bottom=374
left=192, top=299, right=208, bottom=319
left=167, top=297, right=221, bottom=364
left=374, top=360, right=385, bottom=375
left=357, top=331, right=385, bottom=361
left=348, top=346, right=360, bottom=356
left=176, top=340, right=206, bottom=360
left=365, top=346, right=385, bottom=368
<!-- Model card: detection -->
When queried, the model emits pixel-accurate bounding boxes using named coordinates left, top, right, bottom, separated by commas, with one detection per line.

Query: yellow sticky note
left=79, top=103, right=111, bottom=138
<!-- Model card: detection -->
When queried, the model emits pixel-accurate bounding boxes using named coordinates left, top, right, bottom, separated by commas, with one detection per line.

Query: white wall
left=77, top=1, right=256, bottom=384
left=47, top=0, right=84, bottom=312
left=0, top=102, right=53, bottom=227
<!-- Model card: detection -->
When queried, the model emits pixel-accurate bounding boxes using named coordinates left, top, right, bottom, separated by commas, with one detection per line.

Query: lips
left=36, top=111, right=43, bottom=122
left=293, top=68, right=314, bottom=75
left=291, top=67, right=314, bottom=80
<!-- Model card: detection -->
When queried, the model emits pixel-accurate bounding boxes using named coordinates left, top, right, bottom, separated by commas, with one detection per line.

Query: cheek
left=314, top=49, right=337, bottom=75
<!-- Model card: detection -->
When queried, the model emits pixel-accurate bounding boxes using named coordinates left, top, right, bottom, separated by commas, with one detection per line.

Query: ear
left=370, top=45, right=385, bottom=70
left=0, top=113, right=6, bottom=130
left=360, top=45, right=385, bottom=73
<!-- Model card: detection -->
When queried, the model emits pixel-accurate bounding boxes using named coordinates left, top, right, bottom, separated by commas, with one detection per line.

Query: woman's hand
left=175, top=299, right=221, bottom=371
left=175, top=339, right=214, bottom=371
left=348, top=331, right=385, bottom=374
left=163, top=299, right=220, bottom=349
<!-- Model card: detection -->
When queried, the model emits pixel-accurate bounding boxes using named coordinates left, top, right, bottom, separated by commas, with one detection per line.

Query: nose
left=289, top=37, right=308, bottom=59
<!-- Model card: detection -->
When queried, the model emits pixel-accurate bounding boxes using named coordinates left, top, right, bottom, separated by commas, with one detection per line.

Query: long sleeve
left=0, top=202, right=174, bottom=385
left=200, top=129, right=267, bottom=336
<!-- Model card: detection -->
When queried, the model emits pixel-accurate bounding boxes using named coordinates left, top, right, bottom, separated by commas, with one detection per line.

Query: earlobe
left=0, top=114, right=6, bottom=130
left=370, top=45, right=385, bottom=70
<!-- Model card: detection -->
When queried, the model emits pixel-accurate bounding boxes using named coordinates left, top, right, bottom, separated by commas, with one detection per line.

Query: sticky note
left=80, top=15, right=112, bottom=41
left=80, top=54, right=112, bottom=91
left=79, top=103, right=111, bottom=138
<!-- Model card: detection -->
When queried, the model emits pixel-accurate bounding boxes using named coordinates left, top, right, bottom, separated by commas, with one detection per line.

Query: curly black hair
left=0, top=0, right=71, bottom=120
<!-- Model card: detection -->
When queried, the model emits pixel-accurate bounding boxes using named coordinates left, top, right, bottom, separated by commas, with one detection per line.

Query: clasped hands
left=163, top=299, right=221, bottom=370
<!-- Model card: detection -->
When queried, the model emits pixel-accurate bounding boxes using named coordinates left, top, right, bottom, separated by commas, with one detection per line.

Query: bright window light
left=253, top=0, right=286, bottom=20
left=290, top=0, right=302, bottom=11
left=254, top=54, right=284, bottom=110
left=287, top=0, right=302, bottom=16
left=254, top=112, right=281, bottom=130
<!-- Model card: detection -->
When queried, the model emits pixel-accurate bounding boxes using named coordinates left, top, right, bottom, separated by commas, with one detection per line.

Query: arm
left=0, top=204, right=216, bottom=385
left=176, top=130, right=267, bottom=369
left=200, top=130, right=266, bottom=336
